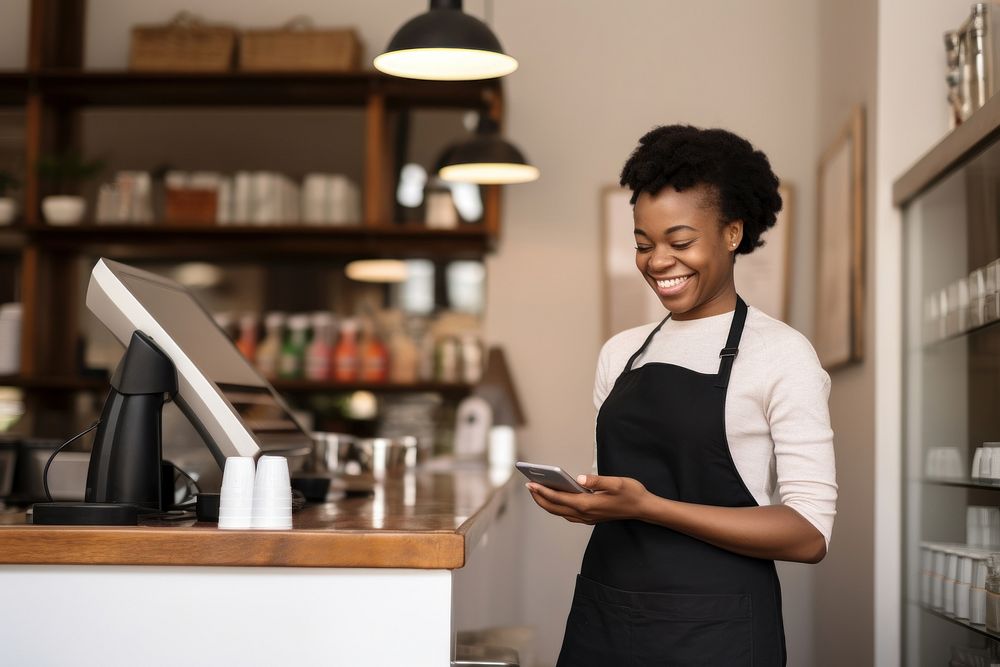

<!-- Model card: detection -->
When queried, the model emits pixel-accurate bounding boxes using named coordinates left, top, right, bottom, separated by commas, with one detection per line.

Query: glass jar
left=986, top=554, right=1000, bottom=632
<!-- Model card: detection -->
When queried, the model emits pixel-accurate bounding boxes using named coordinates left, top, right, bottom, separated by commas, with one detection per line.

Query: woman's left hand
left=526, top=474, right=650, bottom=524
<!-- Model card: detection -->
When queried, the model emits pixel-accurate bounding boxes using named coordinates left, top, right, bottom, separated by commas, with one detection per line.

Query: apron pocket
left=556, top=583, right=631, bottom=666
left=629, top=591, right=753, bottom=667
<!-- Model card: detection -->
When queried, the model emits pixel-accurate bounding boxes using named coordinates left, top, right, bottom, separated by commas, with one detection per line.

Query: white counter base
left=0, top=565, right=453, bottom=666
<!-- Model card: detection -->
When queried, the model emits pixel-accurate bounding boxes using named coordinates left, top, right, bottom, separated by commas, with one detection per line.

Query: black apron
left=557, top=297, right=785, bottom=666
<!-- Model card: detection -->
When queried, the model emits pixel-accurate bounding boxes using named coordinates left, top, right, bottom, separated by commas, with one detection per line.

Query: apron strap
left=624, top=314, right=671, bottom=373
left=715, top=296, right=748, bottom=389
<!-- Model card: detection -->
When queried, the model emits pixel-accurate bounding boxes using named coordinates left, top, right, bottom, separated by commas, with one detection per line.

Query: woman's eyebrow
left=665, top=224, right=697, bottom=234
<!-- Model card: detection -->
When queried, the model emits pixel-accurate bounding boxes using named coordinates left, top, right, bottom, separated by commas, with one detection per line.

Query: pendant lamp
left=374, top=0, right=518, bottom=81
left=438, top=117, right=539, bottom=185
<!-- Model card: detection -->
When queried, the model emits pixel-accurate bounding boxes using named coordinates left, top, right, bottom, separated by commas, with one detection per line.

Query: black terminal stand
left=33, top=331, right=178, bottom=526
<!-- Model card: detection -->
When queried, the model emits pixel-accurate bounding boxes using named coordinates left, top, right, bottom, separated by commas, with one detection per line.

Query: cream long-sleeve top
left=593, top=305, right=838, bottom=547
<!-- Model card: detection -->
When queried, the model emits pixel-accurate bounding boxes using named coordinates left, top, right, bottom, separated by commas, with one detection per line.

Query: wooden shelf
left=0, top=374, right=472, bottom=396
left=272, top=379, right=472, bottom=395
left=0, top=375, right=107, bottom=390
left=895, top=90, right=1000, bottom=206
left=30, top=70, right=499, bottom=109
left=0, top=71, right=28, bottom=106
left=25, top=223, right=493, bottom=259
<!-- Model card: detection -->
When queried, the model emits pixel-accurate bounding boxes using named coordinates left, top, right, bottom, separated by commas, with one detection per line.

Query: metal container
left=309, top=432, right=356, bottom=473
left=336, top=436, right=424, bottom=479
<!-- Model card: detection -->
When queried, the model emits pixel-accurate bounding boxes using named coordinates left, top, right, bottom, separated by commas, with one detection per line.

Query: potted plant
left=0, top=171, right=18, bottom=226
left=37, top=153, right=105, bottom=226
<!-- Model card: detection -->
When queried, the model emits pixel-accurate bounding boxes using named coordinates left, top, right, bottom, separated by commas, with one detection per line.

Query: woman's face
left=633, top=186, right=743, bottom=321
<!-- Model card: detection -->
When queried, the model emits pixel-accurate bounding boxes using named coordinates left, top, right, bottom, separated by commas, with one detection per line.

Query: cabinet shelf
left=24, top=223, right=493, bottom=259
left=29, top=70, right=499, bottom=109
left=919, top=604, right=1000, bottom=642
left=923, top=315, right=1000, bottom=349
left=0, top=71, right=27, bottom=106
left=0, top=375, right=472, bottom=396
left=923, top=478, right=1000, bottom=491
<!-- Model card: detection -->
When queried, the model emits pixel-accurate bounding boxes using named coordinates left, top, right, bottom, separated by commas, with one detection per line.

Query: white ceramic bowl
left=42, top=195, right=86, bottom=226
left=0, top=198, right=16, bottom=226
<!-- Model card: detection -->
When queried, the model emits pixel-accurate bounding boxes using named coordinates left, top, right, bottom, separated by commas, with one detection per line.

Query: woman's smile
left=651, top=272, right=695, bottom=297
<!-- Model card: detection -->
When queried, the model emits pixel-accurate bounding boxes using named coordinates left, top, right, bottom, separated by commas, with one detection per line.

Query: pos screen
left=86, top=258, right=312, bottom=465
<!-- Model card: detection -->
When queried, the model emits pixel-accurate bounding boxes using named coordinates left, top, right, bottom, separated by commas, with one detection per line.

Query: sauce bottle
left=279, top=314, right=311, bottom=379
left=332, top=318, right=359, bottom=382
left=235, top=313, right=258, bottom=362
left=255, top=312, right=285, bottom=379
left=306, top=312, right=333, bottom=381
left=359, top=319, right=389, bottom=382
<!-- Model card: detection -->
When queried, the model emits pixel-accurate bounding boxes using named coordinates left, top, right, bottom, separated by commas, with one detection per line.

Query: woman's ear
left=727, top=220, right=744, bottom=251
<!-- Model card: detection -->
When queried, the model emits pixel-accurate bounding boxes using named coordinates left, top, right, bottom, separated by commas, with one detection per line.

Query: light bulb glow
left=439, top=162, right=540, bottom=185
left=345, top=259, right=409, bottom=283
left=374, top=48, right=518, bottom=81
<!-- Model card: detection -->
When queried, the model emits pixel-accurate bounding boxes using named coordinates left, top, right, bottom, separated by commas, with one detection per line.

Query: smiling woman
left=527, top=125, right=837, bottom=667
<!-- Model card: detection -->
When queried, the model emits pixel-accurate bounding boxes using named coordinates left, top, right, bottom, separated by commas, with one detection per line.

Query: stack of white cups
left=218, top=456, right=293, bottom=530
left=219, top=457, right=256, bottom=529
left=251, top=456, right=293, bottom=530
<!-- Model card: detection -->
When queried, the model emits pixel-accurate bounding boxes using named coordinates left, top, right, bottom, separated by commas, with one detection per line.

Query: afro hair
left=619, top=125, right=782, bottom=255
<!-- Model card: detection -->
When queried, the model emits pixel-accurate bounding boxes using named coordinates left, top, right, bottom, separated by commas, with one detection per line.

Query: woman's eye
left=634, top=245, right=653, bottom=252
left=671, top=242, right=694, bottom=250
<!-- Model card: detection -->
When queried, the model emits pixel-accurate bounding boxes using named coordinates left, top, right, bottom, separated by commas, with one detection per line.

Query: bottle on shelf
left=255, top=312, right=286, bottom=380
left=459, top=334, right=484, bottom=384
left=235, top=313, right=258, bottom=362
left=279, top=314, right=311, bottom=379
left=436, top=336, right=460, bottom=383
left=306, top=312, right=334, bottom=381
left=359, top=319, right=389, bottom=383
left=388, top=322, right=418, bottom=383
left=332, top=318, right=359, bottom=382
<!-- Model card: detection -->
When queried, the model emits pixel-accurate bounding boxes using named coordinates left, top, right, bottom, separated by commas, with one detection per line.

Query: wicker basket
left=129, top=12, right=236, bottom=72
left=239, top=17, right=362, bottom=72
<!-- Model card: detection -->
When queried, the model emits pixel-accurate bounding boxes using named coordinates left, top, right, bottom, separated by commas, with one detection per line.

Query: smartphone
left=515, top=461, right=593, bottom=493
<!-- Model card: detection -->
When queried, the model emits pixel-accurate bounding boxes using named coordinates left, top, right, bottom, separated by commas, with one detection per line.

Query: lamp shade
left=345, top=259, right=409, bottom=283
left=438, top=118, right=539, bottom=185
left=374, top=0, right=518, bottom=81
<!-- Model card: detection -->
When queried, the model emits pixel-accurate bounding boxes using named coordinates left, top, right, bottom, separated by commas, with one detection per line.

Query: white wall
left=1, top=2, right=825, bottom=665
left=814, top=0, right=878, bottom=664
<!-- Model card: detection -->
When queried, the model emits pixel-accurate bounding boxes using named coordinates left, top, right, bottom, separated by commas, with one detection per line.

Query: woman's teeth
left=656, top=275, right=691, bottom=289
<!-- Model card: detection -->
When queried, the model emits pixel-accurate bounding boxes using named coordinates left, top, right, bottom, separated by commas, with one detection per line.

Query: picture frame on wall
left=814, top=106, right=865, bottom=370
left=600, top=182, right=795, bottom=341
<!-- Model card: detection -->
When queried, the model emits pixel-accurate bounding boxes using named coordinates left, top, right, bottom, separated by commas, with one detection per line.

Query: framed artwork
left=814, top=106, right=865, bottom=370
left=600, top=183, right=795, bottom=340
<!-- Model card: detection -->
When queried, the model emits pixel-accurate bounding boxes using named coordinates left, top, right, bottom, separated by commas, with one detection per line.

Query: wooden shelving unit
left=5, top=0, right=508, bottom=433
left=0, top=374, right=473, bottom=397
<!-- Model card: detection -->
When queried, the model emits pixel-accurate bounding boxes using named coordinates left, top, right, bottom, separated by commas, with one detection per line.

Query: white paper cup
left=981, top=448, right=994, bottom=480
left=219, top=457, right=256, bottom=529
left=973, top=448, right=985, bottom=479
left=251, top=456, right=292, bottom=530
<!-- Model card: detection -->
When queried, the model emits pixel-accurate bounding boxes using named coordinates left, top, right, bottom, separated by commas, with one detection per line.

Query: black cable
left=43, top=420, right=101, bottom=502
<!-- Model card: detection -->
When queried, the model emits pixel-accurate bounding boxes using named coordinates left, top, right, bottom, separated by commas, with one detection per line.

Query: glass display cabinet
left=899, top=98, right=1000, bottom=665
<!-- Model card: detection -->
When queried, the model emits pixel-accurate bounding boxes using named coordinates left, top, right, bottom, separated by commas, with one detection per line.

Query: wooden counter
left=0, top=463, right=516, bottom=569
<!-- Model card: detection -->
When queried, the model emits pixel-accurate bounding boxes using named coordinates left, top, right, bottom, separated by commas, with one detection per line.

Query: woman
left=527, top=125, right=837, bottom=666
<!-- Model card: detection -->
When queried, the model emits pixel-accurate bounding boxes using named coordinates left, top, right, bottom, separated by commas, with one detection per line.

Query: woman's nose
left=648, top=248, right=676, bottom=271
